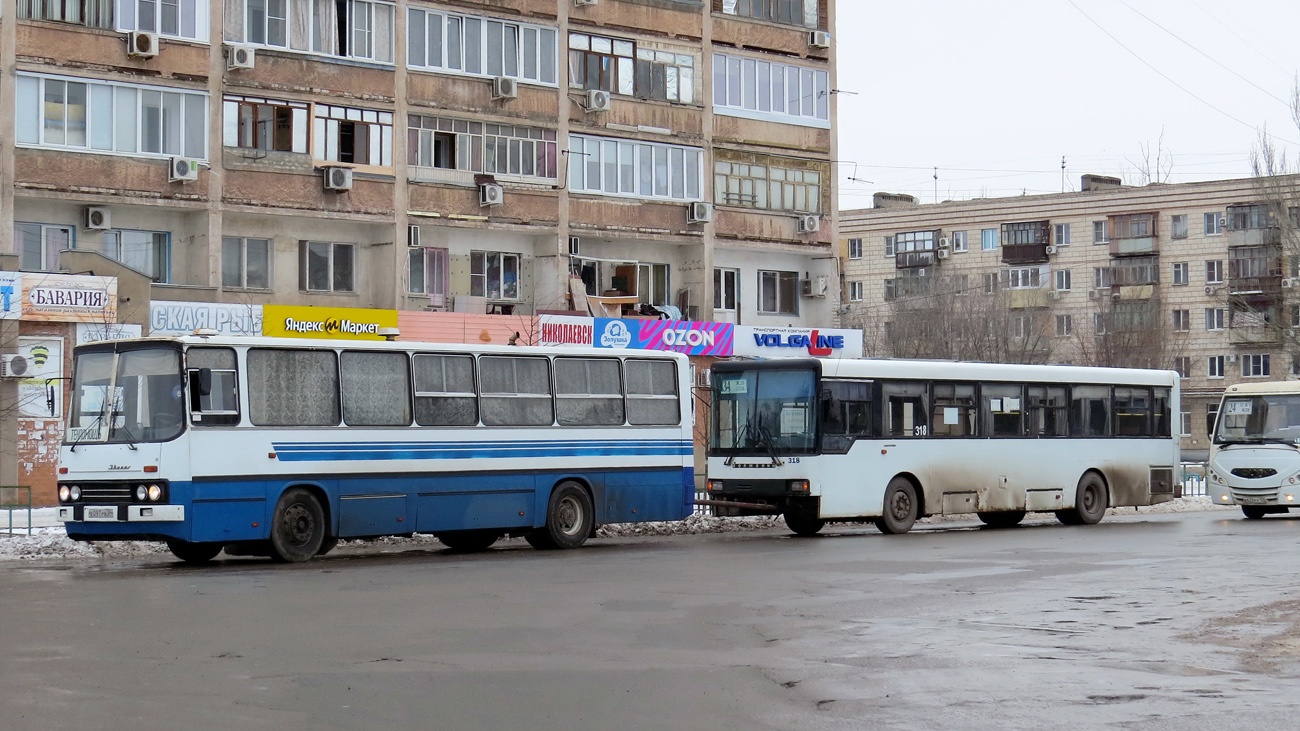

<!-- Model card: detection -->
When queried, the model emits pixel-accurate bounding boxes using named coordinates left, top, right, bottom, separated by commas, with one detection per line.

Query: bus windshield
left=67, top=346, right=185, bottom=445
left=1215, top=394, right=1300, bottom=444
left=712, top=368, right=817, bottom=454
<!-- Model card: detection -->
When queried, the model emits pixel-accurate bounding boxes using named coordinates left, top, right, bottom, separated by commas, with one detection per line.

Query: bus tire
left=877, top=477, right=919, bottom=535
left=527, top=482, right=593, bottom=550
left=1242, top=506, right=1268, bottom=520
left=978, top=511, right=1026, bottom=528
left=268, top=488, right=325, bottom=563
left=783, top=508, right=825, bottom=536
left=1059, top=472, right=1108, bottom=526
left=166, top=540, right=222, bottom=564
left=436, top=530, right=500, bottom=552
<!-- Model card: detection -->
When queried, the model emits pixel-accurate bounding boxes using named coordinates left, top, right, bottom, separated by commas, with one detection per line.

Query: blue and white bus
left=56, top=335, right=694, bottom=563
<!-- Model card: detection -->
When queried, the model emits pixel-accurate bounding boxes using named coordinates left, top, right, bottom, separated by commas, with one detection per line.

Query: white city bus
left=705, top=358, right=1180, bottom=534
left=1207, top=381, right=1300, bottom=518
left=56, top=335, right=694, bottom=563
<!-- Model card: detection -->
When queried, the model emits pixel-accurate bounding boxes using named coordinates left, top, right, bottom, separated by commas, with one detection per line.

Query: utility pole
left=1061, top=156, right=1066, bottom=193
left=933, top=167, right=938, bottom=204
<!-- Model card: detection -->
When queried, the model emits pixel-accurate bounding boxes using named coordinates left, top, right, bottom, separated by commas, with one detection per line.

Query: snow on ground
left=0, top=497, right=1241, bottom=562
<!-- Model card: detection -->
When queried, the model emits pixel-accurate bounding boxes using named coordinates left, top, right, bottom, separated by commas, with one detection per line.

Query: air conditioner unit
left=937, top=237, right=951, bottom=249
left=568, top=235, right=581, bottom=256
left=226, top=43, right=255, bottom=70
left=407, top=224, right=421, bottom=248
left=84, top=206, right=111, bottom=230
left=809, top=31, right=832, bottom=48
left=1226, top=354, right=1238, bottom=363
left=480, top=182, right=504, bottom=206
left=1045, top=245, right=1058, bottom=255
left=800, top=277, right=829, bottom=298
left=492, top=76, right=518, bottom=100
left=0, top=354, right=30, bottom=379
left=1284, top=278, right=1298, bottom=288
left=936, top=249, right=950, bottom=260
left=574, top=0, right=598, bottom=6
left=687, top=201, right=713, bottom=224
left=323, top=166, right=353, bottom=191
left=127, top=31, right=159, bottom=58
left=584, top=89, right=612, bottom=112
left=1205, top=286, right=1219, bottom=296
left=168, top=156, right=200, bottom=183
left=797, top=215, right=820, bottom=234
left=1047, top=290, right=1061, bottom=300
left=1219, top=217, right=1228, bottom=229
left=1087, top=289, right=1099, bottom=300
left=1111, top=291, right=1122, bottom=300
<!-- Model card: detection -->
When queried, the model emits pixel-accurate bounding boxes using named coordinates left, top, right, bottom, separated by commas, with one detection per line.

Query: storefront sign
left=733, top=326, right=864, bottom=359
left=20, top=274, right=117, bottom=323
left=150, top=301, right=263, bottom=336
left=75, top=323, right=144, bottom=345
left=18, top=337, right=63, bottom=418
left=262, top=305, right=398, bottom=341
left=0, top=272, right=21, bottom=320
left=538, top=315, right=596, bottom=346
left=594, top=319, right=733, bottom=356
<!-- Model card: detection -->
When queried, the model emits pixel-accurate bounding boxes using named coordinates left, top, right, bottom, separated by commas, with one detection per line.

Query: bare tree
left=1068, top=295, right=1187, bottom=370
left=1126, top=128, right=1175, bottom=186
left=1248, top=81, right=1300, bottom=371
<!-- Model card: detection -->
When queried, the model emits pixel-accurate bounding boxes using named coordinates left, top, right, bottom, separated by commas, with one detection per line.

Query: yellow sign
left=262, top=305, right=398, bottom=341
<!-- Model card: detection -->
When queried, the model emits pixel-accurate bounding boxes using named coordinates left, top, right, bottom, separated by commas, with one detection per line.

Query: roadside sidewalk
left=0, top=507, right=61, bottom=533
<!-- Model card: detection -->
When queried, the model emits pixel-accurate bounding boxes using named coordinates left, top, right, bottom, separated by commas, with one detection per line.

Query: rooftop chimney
left=1080, top=174, right=1124, bottom=192
left=873, top=192, right=919, bottom=209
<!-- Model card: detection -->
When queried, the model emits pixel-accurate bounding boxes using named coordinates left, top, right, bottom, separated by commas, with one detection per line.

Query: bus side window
left=1070, top=385, right=1111, bottom=437
left=555, top=358, right=625, bottom=426
left=1026, top=385, right=1067, bottom=437
left=1152, top=387, right=1171, bottom=438
left=982, top=384, right=1025, bottom=437
left=820, top=380, right=871, bottom=452
left=413, top=354, right=478, bottom=426
left=931, top=383, right=976, bottom=437
left=186, top=347, right=239, bottom=426
left=479, top=356, right=554, bottom=426
left=882, top=382, right=928, bottom=438
left=626, top=360, right=680, bottom=426
left=247, top=348, right=341, bottom=426
left=341, top=351, right=412, bottom=427
left=1114, top=387, right=1152, bottom=437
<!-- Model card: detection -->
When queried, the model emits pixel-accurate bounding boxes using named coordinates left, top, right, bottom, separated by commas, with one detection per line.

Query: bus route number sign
left=1225, top=400, right=1253, bottom=416
left=720, top=378, right=748, bottom=395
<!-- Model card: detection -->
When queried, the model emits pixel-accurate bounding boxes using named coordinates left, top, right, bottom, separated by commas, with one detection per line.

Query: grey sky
left=836, top=0, right=1300, bottom=210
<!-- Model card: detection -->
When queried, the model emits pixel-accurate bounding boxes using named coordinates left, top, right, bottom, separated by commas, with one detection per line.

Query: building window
left=719, top=0, right=820, bottom=29
left=1243, top=354, right=1271, bottom=377
left=1092, top=220, right=1109, bottom=244
left=1093, top=313, right=1106, bottom=335
left=1205, top=308, right=1225, bottom=331
left=15, top=73, right=208, bottom=160
left=1206, top=260, right=1224, bottom=284
left=1001, top=220, right=1050, bottom=246
left=758, top=270, right=798, bottom=314
left=569, top=134, right=703, bottom=202
left=18, top=0, right=113, bottom=29
left=14, top=223, right=73, bottom=272
left=714, top=159, right=822, bottom=212
left=712, top=52, right=828, bottom=126
left=117, top=0, right=209, bottom=40
left=1013, top=315, right=1032, bottom=339
left=847, top=238, right=862, bottom=259
left=1054, top=269, right=1071, bottom=291
left=1171, top=214, right=1188, bottom=239
left=982, top=272, right=997, bottom=294
left=100, top=230, right=170, bottom=282
left=1092, top=267, right=1110, bottom=289
left=1292, top=304, right=1300, bottom=328
left=471, top=251, right=519, bottom=300
left=715, top=268, right=739, bottom=314
left=1180, top=411, right=1192, bottom=437
left=1108, top=255, right=1159, bottom=287
left=1204, top=212, right=1222, bottom=235
left=1055, top=314, right=1072, bottom=337
left=1112, top=213, right=1154, bottom=238
left=884, top=235, right=895, bottom=257
left=313, top=104, right=393, bottom=167
left=406, top=8, right=558, bottom=85
left=408, top=115, right=558, bottom=180
left=951, top=230, right=968, bottom=252
left=222, top=96, right=309, bottom=153
left=571, top=32, right=696, bottom=102
left=1293, top=355, right=1300, bottom=377
left=1174, top=356, right=1190, bottom=377
left=1208, top=355, right=1225, bottom=378
left=222, top=236, right=270, bottom=289
left=848, top=280, right=863, bottom=302
left=980, top=228, right=997, bottom=250
left=1206, top=403, right=1219, bottom=437
left=232, top=0, right=395, bottom=63
left=408, top=246, right=448, bottom=306
left=1172, top=262, right=1189, bottom=285
left=1001, top=267, right=1040, bottom=289
left=638, top=263, right=669, bottom=307
left=299, top=241, right=354, bottom=292
left=1227, top=204, right=1273, bottom=230
left=894, top=231, right=935, bottom=254
left=1053, top=223, right=1070, bottom=247
left=1172, top=309, right=1190, bottom=332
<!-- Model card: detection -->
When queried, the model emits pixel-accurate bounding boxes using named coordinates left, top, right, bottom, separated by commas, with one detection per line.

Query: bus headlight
left=1221, top=494, right=1230, bottom=502
left=147, top=485, right=162, bottom=502
left=69, top=486, right=81, bottom=501
left=135, top=485, right=148, bottom=501
left=59, top=486, right=71, bottom=502
left=789, top=480, right=810, bottom=494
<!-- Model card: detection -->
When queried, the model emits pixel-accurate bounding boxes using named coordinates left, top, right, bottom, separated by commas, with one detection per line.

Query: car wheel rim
left=1083, top=484, right=1098, bottom=513
left=283, top=504, right=314, bottom=547
left=557, top=496, right=583, bottom=536
left=890, top=489, right=912, bottom=522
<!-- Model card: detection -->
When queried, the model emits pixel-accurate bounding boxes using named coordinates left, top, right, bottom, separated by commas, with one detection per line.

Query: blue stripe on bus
left=271, top=440, right=693, bottom=462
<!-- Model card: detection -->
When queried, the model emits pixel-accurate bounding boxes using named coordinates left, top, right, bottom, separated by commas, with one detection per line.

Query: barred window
left=407, top=115, right=557, bottom=180
left=714, top=160, right=821, bottom=212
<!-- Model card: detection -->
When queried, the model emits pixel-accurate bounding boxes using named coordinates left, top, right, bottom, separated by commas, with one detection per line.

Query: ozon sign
left=661, top=328, right=716, bottom=348
left=592, top=319, right=733, bottom=356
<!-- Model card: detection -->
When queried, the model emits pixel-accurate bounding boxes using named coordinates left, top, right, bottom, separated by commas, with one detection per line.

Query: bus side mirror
left=198, top=368, right=213, bottom=396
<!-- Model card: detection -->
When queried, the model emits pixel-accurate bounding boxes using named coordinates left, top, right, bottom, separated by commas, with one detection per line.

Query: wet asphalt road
left=3, top=511, right=1300, bottom=731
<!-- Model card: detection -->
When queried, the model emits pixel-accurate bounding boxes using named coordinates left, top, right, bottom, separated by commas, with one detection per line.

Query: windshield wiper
left=109, top=418, right=140, bottom=451
left=1220, top=437, right=1296, bottom=446
left=68, top=412, right=105, bottom=453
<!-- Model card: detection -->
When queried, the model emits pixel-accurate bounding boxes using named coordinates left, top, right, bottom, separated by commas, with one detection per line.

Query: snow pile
left=598, top=514, right=781, bottom=537
left=0, top=527, right=167, bottom=561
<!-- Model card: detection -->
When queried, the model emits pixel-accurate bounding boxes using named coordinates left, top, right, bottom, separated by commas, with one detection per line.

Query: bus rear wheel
left=1057, top=472, right=1108, bottom=526
left=526, top=482, right=593, bottom=550
left=269, top=488, right=325, bottom=563
left=978, top=511, right=1026, bottom=528
left=1242, top=506, right=1269, bottom=520
left=166, top=540, right=222, bottom=565
left=436, top=530, right=500, bottom=552
left=876, top=477, right=919, bottom=535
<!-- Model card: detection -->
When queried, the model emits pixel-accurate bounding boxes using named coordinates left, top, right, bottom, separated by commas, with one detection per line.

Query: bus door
left=978, top=384, right=1029, bottom=513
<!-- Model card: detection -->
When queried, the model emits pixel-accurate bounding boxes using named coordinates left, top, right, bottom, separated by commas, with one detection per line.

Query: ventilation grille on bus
left=1231, top=468, right=1278, bottom=479
left=1149, top=468, right=1175, bottom=495
left=78, top=484, right=135, bottom=503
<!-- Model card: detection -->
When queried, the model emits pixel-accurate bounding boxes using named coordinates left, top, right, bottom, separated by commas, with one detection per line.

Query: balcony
left=1006, top=288, right=1048, bottom=309
left=1107, top=213, right=1158, bottom=256
left=1229, top=326, right=1282, bottom=345
left=1001, top=243, right=1049, bottom=265
left=895, top=250, right=937, bottom=269
left=1227, top=247, right=1283, bottom=295
left=1112, top=285, right=1156, bottom=300
left=1109, top=237, right=1157, bottom=256
left=1225, top=227, right=1282, bottom=247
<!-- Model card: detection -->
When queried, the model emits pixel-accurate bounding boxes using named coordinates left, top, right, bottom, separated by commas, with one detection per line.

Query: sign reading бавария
left=262, top=305, right=398, bottom=340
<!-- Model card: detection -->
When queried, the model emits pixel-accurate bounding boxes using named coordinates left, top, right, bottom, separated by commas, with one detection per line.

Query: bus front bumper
left=56, top=505, right=185, bottom=523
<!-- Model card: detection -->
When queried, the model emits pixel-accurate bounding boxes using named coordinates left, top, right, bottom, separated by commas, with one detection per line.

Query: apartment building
left=841, top=175, right=1300, bottom=458
left=1, top=0, right=839, bottom=329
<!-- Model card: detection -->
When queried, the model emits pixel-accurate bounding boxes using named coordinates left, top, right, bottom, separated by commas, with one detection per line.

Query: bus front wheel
left=1242, top=506, right=1269, bottom=520
left=1057, top=473, right=1108, bottom=526
left=527, top=482, right=593, bottom=550
left=783, top=507, right=825, bottom=537
left=269, top=488, right=326, bottom=563
left=978, top=511, right=1025, bottom=528
left=876, top=477, right=919, bottom=535
left=166, top=540, right=222, bottom=565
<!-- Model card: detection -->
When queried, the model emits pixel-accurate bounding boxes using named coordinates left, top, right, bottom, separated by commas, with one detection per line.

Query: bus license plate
left=1238, top=496, right=1268, bottom=505
left=84, top=506, right=119, bottom=521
